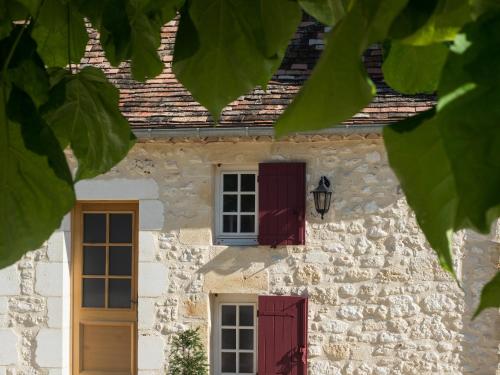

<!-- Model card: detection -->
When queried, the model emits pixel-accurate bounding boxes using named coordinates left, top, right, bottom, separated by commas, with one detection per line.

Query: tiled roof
left=80, top=16, right=435, bottom=129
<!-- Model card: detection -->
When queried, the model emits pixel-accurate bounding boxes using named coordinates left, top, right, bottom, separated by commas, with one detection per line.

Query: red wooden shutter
left=258, top=296, right=308, bottom=375
left=258, top=163, right=305, bottom=246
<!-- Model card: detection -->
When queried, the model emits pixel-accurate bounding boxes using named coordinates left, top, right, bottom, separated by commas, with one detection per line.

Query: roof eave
left=132, top=124, right=385, bottom=140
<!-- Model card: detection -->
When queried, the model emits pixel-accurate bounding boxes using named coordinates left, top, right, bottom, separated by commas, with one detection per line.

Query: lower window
left=217, top=303, right=257, bottom=374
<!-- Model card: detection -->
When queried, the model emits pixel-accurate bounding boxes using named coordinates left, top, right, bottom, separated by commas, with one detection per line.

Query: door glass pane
left=83, top=246, right=106, bottom=275
left=109, top=246, right=132, bottom=276
left=109, top=213, right=132, bottom=243
left=239, top=353, right=253, bottom=373
left=221, top=329, right=236, bottom=349
left=223, top=215, right=237, bottom=233
left=223, top=174, right=238, bottom=191
left=221, top=305, right=236, bottom=325
left=82, top=279, right=105, bottom=307
left=83, top=214, right=106, bottom=243
left=240, top=215, right=255, bottom=233
left=108, top=279, right=131, bottom=308
left=221, top=352, right=236, bottom=373
left=239, top=305, right=254, bottom=326
left=223, top=195, right=237, bottom=212
left=240, top=174, right=255, bottom=192
left=239, top=329, right=253, bottom=350
left=240, top=195, right=255, bottom=212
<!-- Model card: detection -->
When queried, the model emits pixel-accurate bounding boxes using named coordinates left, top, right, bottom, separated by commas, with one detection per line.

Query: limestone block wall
left=0, top=138, right=498, bottom=375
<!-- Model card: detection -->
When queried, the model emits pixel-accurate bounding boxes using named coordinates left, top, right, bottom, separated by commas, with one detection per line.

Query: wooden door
left=72, top=202, right=138, bottom=375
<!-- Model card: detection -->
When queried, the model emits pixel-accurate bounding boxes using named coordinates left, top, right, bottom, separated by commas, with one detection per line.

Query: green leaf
left=383, top=110, right=457, bottom=274
left=383, top=13, right=500, bottom=276
left=32, top=0, right=88, bottom=67
left=15, top=0, right=40, bottom=15
left=9, top=59, right=50, bottom=107
left=0, top=84, right=75, bottom=268
left=0, top=25, right=50, bottom=107
left=173, top=0, right=301, bottom=120
left=275, top=0, right=408, bottom=137
left=388, top=0, right=437, bottom=39
left=382, top=42, right=448, bottom=94
left=400, top=0, right=471, bottom=45
left=0, top=0, right=29, bottom=39
left=473, top=272, right=500, bottom=318
left=127, top=0, right=171, bottom=81
left=81, top=0, right=182, bottom=81
left=42, top=67, right=136, bottom=180
left=298, top=0, right=347, bottom=26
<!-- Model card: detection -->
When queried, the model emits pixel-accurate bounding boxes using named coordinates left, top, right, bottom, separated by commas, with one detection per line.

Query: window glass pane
left=108, top=279, right=131, bottom=308
left=223, top=195, right=238, bottom=212
left=239, top=329, right=253, bottom=350
left=83, top=246, right=105, bottom=275
left=240, top=195, right=255, bottom=212
left=240, top=174, right=255, bottom=192
left=240, top=215, right=255, bottom=233
left=223, top=174, right=238, bottom=192
left=223, top=215, right=237, bottom=233
left=239, top=353, right=253, bottom=373
left=109, top=213, right=132, bottom=243
left=82, top=279, right=105, bottom=308
left=109, top=246, right=132, bottom=276
left=83, top=213, right=106, bottom=243
left=221, top=329, right=236, bottom=349
left=221, top=352, right=236, bottom=373
left=239, top=305, right=254, bottom=326
left=221, top=305, right=236, bottom=325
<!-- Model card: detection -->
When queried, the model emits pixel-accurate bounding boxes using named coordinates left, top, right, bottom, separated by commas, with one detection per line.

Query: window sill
left=215, top=237, right=258, bottom=246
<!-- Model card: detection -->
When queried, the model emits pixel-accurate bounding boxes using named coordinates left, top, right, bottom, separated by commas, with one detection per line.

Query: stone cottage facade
left=0, top=19, right=499, bottom=375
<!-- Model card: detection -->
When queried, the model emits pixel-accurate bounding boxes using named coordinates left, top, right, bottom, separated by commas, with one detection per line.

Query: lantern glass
left=311, top=176, right=332, bottom=219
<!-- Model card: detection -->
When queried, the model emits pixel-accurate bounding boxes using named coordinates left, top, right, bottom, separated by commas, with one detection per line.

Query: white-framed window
left=213, top=298, right=258, bottom=375
left=215, top=166, right=258, bottom=245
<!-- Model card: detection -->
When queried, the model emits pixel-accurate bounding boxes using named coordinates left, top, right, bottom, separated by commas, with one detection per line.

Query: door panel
left=73, top=202, right=138, bottom=375
left=258, top=296, right=308, bottom=375
left=80, top=322, right=133, bottom=373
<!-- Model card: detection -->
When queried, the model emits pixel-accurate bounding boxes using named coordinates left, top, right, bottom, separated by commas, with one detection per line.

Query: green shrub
left=169, top=328, right=208, bottom=375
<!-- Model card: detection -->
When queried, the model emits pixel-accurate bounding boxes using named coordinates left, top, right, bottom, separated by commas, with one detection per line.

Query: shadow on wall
left=459, top=235, right=500, bottom=374
left=197, top=246, right=282, bottom=276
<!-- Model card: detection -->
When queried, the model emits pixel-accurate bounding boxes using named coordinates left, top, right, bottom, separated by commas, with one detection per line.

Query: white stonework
left=36, top=329, right=62, bottom=367
left=75, top=178, right=159, bottom=200
left=138, top=336, right=165, bottom=370
left=0, top=139, right=498, bottom=375
left=138, top=298, right=157, bottom=330
left=0, top=329, right=18, bottom=365
left=47, top=297, right=63, bottom=329
left=0, top=265, right=20, bottom=295
left=139, top=232, right=157, bottom=262
left=138, top=263, right=168, bottom=297
left=35, top=263, right=63, bottom=297
left=139, top=200, right=165, bottom=230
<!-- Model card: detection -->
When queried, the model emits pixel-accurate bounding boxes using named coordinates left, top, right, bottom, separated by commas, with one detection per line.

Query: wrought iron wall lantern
left=311, top=176, right=332, bottom=219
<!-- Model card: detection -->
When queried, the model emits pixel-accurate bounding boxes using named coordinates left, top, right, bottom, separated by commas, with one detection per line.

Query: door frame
left=71, top=200, right=139, bottom=375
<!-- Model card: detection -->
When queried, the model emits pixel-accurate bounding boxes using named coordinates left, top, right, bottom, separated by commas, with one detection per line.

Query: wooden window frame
left=71, top=201, right=139, bottom=375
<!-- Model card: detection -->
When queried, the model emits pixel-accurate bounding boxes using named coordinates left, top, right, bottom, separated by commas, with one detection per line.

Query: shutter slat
left=258, top=296, right=308, bottom=374
left=258, top=163, right=306, bottom=246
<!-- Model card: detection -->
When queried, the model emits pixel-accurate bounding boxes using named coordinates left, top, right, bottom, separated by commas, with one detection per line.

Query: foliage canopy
left=0, top=0, right=499, bottom=316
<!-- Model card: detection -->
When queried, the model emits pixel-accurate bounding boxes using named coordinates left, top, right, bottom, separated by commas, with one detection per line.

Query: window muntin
left=216, top=168, right=258, bottom=245
left=81, top=211, right=135, bottom=309
left=219, top=304, right=257, bottom=374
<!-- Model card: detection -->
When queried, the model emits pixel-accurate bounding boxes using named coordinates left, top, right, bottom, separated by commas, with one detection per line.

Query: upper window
left=215, top=168, right=258, bottom=245
left=215, top=163, right=306, bottom=246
